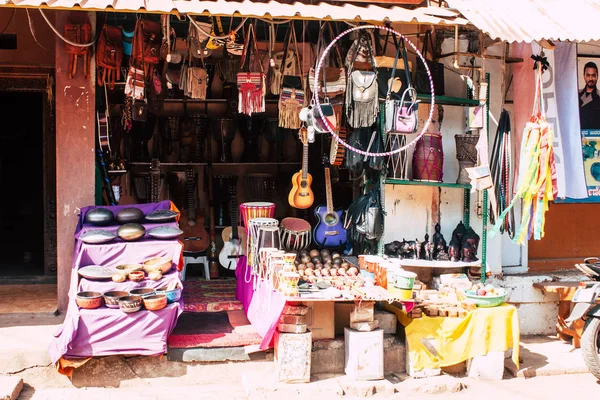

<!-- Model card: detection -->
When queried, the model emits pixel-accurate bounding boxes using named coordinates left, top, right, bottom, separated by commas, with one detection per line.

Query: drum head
left=241, top=202, right=275, bottom=208
left=248, top=217, right=279, bottom=227
left=281, top=217, right=311, bottom=232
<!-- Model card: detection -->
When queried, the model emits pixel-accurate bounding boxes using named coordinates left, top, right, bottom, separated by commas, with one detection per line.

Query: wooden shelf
left=385, top=178, right=471, bottom=189
left=129, top=162, right=208, bottom=167
left=163, top=98, right=280, bottom=104
left=391, top=258, right=481, bottom=268
left=416, top=94, right=480, bottom=107
left=107, top=170, right=128, bottom=175
left=213, top=162, right=300, bottom=166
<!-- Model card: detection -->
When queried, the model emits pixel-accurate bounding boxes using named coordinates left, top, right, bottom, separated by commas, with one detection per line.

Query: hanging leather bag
left=278, top=23, right=305, bottom=129
left=97, top=25, right=124, bottom=89
left=384, top=37, right=419, bottom=135
left=415, top=30, right=445, bottom=96
left=132, top=18, right=162, bottom=78
left=345, top=33, right=379, bottom=129
left=64, top=13, right=92, bottom=79
left=236, top=24, right=266, bottom=116
left=309, top=23, right=346, bottom=98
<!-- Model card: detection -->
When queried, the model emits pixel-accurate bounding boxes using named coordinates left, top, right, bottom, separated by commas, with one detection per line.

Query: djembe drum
left=412, top=132, right=443, bottom=182
left=455, top=133, right=478, bottom=184
left=247, top=217, right=279, bottom=274
left=240, top=202, right=276, bottom=234
left=280, top=217, right=311, bottom=252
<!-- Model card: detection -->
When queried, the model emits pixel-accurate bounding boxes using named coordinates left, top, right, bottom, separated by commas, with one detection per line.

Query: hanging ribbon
left=490, top=109, right=514, bottom=238
left=490, top=62, right=558, bottom=244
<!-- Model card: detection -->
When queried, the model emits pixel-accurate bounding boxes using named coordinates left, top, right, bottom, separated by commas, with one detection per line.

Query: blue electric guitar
left=313, top=162, right=348, bottom=249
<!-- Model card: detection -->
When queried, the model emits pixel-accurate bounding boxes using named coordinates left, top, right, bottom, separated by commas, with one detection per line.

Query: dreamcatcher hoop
left=313, top=25, right=435, bottom=157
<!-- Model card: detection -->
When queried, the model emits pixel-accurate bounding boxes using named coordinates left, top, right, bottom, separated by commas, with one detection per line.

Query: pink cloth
left=49, top=201, right=184, bottom=364
left=511, top=43, right=535, bottom=193
left=235, top=256, right=286, bottom=349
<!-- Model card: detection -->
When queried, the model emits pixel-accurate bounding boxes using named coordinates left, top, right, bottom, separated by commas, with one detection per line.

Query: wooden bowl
left=128, top=271, right=145, bottom=282
left=76, top=291, right=103, bottom=309
left=143, top=257, right=173, bottom=274
left=119, top=295, right=143, bottom=313
left=103, top=291, right=129, bottom=309
left=115, top=264, right=143, bottom=273
left=143, top=294, right=167, bottom=311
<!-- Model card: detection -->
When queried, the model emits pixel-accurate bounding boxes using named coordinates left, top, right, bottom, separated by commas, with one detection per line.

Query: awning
left=448, top=0, right=600, bottom=43
left=0, top=0, right=470, bottom=24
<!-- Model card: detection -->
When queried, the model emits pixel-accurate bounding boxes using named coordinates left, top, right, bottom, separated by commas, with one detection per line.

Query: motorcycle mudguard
left=586, top=303, right=600, bottom=318
left=566, top=302, right=592, bottom=323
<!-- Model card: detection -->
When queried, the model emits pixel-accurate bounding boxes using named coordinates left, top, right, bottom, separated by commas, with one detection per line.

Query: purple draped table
left=49, top=201, right=184, bottom=365
left=235, top=256, right=286, bottom=349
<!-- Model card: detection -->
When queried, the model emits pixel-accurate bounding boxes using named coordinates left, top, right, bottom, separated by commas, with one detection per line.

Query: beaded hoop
left=313, top=25, right=435, bottom=157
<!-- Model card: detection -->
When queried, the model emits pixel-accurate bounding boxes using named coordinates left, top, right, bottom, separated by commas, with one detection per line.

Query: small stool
left=182, top=250, right=209, bottom=281
left=533, top=281, right=583, bottom=347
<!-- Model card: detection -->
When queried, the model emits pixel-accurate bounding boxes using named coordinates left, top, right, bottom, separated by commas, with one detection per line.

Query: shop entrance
left=0, top=91, right=45, bottom=277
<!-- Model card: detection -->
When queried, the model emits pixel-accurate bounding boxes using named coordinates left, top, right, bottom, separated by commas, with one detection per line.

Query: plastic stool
left=182, top=251, right=209, bottom=281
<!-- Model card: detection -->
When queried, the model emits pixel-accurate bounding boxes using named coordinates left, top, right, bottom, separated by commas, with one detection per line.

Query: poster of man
left=578, top=58, right=600, bottom=130
left=578, top=56, right=600, bottom=199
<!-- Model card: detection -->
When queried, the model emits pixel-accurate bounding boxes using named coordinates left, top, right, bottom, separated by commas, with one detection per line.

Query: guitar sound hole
left=300, top=181, right=307, bottom=189
left=324, top=213, right=337, bottom=225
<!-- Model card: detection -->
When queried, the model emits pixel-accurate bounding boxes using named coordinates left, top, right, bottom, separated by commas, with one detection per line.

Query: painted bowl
left=143, top=257, right=173, bottom=275
left=143, top=294, right=168, bottom=311
left=116, top=207, right=144, bottom=224
left=147, top=226, right=184, bottom=240
left=130, top=288, right=156, bottom=298
left=103, top=291, right=129, bottom=309
left=145, top=209, right=178, bottom=223
left=464, top=289, right=507, bottom=308
left=76, top=291, right=103, bottom=309
left=128, top=271, right=145, bottom=282
left=119, top=295, right=143, bottom=313
left=156, top=285, right=182, bottom=303
left=84, top=208, right=115, bottom=226
left=115, top=264, right=143, bottom=273
left=117, top=223, right=146, bottom=241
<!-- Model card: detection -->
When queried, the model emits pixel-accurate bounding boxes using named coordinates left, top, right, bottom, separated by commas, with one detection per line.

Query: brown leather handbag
left=97, top=25, right=124, bottom=89
left=132, top=19, right=162, bottom=77
left=64, top=14, right=92, bottom=79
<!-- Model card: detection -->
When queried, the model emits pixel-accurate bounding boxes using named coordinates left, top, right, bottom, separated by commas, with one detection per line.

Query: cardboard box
left=334, top=303, right=354, bottom=335
left=302, top=301, right=335, bottom=340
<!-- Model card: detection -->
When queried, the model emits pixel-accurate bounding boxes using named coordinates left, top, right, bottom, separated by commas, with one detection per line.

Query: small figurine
left=421, top=233, right=431, bottom=260
left=448, top=236, right=461, bottom=262
left=424, top=241, right=433, bottom=261
left=432, top=223, right=444, bottom=249
left=435, top=241, right=450, bottom=261
left=461, top=227, right=480, bottom=262
left=414, top=238, right=421, bottom=260
left=384, top=241, right=399, bottom=257
left=452, top=221, right=467, bottom=244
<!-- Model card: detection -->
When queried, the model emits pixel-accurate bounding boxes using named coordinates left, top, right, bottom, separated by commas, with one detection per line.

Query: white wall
left=382, top=36, right=525, bottom=275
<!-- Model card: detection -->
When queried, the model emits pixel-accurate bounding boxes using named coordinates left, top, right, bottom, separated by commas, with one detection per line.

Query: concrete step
left=0, top=376, right=23, bottom=400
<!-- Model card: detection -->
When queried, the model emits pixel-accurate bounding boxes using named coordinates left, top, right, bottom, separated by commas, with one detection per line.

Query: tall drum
left=239, top=202, right=276, bottom=234
left=412, top=132, right=443, bottom=182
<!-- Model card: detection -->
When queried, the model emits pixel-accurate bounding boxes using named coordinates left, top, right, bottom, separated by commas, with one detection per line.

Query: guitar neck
left=186, top=167, right=196, bottom=221
left=150, top=159, right=160, bottom=203
left=301, top=143, right=309, bottom=179
left=230, top=186, right=238, bottom=240
left=324, top=167, right=333, bottom=214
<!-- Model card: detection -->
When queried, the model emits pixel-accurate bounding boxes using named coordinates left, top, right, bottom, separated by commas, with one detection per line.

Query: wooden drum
left=240, top=202, right=276, bottom=234
left=247, top=217, right=279, bottom=270
left=412, top=132, right=444, bottom=182
left=280, top=217, right=311, bottom=252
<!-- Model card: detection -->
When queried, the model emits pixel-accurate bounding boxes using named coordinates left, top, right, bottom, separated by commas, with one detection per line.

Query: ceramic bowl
left=117, top=223, right=146, bottom=241
left=143, top=294, right=167, bottom=311
left=115, top=264, right=143, bottom=273
left=130, top=288, right=156, bottom=298
left=76, top=291, right=103, bottom=309
left=103, top=291, right=129, bottom=309
left=156, top=285, right=182, bottom=303
left=116, top=207, right=144, bottom=224
left=128, top=271, right=145, bottom=282
left=80, top=229, right=116, bottom=244
left=84, top=208, right=115, bottom=226
left=145, top=209, right=178, bottom=223
left=143, top=257, right=172, bottom=275
left=119, top=295, right=143, bottom=313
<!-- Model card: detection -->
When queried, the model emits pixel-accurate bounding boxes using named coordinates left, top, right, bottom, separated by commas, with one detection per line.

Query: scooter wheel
left=582, top=317, right=600, bottom=379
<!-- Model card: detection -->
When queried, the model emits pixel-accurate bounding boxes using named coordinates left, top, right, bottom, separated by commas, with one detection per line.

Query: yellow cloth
left=385, top=303, right=520, bottom=372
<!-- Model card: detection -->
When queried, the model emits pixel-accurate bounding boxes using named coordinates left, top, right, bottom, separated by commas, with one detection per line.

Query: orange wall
left=0, top=9, right=54, bottom=66
left=529, top=202, right=600, bottom=272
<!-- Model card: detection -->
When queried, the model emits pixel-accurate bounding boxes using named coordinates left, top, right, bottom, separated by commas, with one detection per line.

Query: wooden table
left=532, top=281, right=584, bottom=347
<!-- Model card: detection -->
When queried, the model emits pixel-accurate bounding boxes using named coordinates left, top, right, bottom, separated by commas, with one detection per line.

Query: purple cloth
left=235, top=256, right=285, bottom=350
left=49, top=201, right=184, bottom=364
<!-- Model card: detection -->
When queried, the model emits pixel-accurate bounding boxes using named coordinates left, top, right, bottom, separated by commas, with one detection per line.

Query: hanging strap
left=240, top=23, right=263, bottom=73
left=279, top=22, right=303, bottom=79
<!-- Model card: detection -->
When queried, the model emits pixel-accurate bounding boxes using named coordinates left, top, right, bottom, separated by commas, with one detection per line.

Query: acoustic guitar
left=313, top=160, right=348, bottom=249
left=288, top=127, right=314, bottom=209
left=219, top=180, right=246, bottom=270
left=179, top=167, right=210, bottom=252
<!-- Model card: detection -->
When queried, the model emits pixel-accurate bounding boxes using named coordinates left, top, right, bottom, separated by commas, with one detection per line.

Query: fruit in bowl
left=465, top=282, right=507, bottom=307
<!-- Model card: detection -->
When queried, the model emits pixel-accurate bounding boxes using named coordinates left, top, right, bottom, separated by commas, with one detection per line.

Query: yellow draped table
left=384, top=303, right=520, bottom=373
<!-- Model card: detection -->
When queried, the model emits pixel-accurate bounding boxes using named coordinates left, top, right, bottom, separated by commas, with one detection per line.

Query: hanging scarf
left=490, top=109, right=515, bottom=238
left=491, top=64, right=558, bottom=244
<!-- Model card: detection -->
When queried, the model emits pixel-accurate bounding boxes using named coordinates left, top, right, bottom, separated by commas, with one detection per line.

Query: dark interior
left=0, top=91, right=44, bottom=276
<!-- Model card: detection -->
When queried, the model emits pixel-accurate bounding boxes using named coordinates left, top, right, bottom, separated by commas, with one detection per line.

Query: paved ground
left=15, top=373, right=600, bottom=399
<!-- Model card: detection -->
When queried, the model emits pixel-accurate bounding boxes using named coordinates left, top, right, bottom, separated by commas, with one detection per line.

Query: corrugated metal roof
left=448, top=0, right=600, bottom=43
left=0, top=0, right=470, bottom=24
